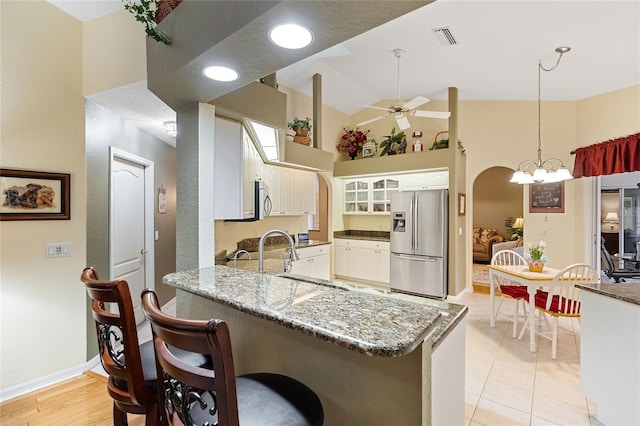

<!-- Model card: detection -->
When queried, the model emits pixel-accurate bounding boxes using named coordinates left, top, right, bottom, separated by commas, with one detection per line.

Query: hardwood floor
left=0, top=372, right=145, bottom=425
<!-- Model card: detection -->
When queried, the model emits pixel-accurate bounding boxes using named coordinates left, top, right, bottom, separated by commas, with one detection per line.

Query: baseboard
left=0, top=357, right=99, bottom=402
left=446, top=287, right=468, bottom=301
left=0, top=297, right=177, bottom=403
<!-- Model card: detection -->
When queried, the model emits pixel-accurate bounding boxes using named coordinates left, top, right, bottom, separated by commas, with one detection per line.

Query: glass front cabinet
left=343, top=178, right=399, bottom=214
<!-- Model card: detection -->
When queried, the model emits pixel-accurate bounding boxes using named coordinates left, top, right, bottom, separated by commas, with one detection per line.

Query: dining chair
left=518, top=263, right=598, bottom=359
left=490, top=249, right=529, bottom=337
left=81, top=267, right=209, bottom=425
left=141, top=288, right=324, bottom=426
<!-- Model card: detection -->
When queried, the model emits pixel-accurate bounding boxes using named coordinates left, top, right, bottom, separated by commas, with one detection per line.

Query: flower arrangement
left=287, top=117, right=312, bottom=132
left=525, top=240, right=547, bottom=261
left=336, top=128, right=370, bottom=158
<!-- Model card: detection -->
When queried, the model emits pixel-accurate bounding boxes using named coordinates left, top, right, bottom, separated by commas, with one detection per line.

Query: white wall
left=0, top=1, right=87, bottom=391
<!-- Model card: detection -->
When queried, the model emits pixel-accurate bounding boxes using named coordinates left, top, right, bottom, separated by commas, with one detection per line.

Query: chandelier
left=510, top=47, right=574, bottom=185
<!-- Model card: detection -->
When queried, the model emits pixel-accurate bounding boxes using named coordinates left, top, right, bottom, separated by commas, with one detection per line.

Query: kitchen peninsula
left=577, top=283, right=640, bottom=426
left=164, top=266, right=467, bottom=425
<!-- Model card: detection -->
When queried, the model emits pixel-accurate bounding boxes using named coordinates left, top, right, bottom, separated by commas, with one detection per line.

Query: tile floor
left=459, top=291, right=603, bottom=426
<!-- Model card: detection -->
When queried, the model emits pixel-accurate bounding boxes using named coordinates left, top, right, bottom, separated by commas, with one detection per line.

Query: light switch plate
left=46, top=242, right=72, bottom=258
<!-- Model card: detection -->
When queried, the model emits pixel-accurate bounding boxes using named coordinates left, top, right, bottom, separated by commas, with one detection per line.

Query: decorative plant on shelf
left=336, top=128, right=369, bottom=160
left=429, top=131, right=466, bottom=156
left=287, top=117, right=312, bottom=134
left=378, top=127, right=405, bottom=156
left=123, top=0, right=172, bottom=45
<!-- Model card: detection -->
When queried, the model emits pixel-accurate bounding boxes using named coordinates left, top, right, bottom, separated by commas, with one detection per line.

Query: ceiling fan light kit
left=510, top=46, right=574, bottom=185
left=356, top=48, right=451, bottom=131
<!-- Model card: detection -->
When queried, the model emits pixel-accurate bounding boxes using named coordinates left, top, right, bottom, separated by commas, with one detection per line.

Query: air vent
left=431, top=27, right=458, bottom=46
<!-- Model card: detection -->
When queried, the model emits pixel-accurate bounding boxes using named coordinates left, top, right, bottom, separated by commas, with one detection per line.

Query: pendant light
left=510, top=47, right=574, bottom=185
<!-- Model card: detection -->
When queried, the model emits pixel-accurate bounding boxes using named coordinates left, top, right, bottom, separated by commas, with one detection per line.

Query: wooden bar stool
left=81, top=267, right=209, bottom=425
left=141, top=288, right=324, bottom=426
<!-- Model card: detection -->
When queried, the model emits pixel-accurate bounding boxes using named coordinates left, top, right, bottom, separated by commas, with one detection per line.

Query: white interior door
left=110, top=148, right=154, bottom=325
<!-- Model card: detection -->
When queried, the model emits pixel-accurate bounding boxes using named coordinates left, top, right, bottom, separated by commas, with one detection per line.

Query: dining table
left=488, top=264, right=561, bottom=353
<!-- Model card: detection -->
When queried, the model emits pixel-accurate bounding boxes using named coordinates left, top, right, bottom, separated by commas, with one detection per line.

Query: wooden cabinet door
left=309, top=254, right=330, bottom=280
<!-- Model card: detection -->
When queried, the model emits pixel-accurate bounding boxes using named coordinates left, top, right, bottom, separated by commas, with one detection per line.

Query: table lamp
left=603, top=212, right=619, bottom=231
left=512, top=217, right=524, bottom=237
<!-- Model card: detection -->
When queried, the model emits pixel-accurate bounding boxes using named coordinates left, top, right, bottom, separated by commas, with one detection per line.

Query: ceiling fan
left=357, top=48, right=451, bottom=131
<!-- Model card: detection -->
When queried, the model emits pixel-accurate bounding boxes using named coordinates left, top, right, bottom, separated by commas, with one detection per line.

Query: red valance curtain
left=572, top=132, right=640, bottom=178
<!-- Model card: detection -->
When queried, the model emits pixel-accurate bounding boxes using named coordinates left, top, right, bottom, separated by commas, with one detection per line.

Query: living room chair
left=490, top=249, right=529, bottom=337
left=81, top=267, right=209, bottom=425
left=600, top=242, right=640, bottom=282
left=141, top=288, right=324, bottom=426
left=518, top=263, right=598, bottom=359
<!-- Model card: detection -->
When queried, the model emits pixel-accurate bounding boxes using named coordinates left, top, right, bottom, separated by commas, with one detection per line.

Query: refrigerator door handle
left=391, top=253, right=439, bottom=262
left=414, top=194, right=419, bottom=252
left=409, top=194, right=415, bottom=251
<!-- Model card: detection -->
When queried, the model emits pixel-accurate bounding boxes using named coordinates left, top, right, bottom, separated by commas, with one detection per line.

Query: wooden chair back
left=141, top=288, right=239, bottom=426
left=80, top=267, right=157, bottom=414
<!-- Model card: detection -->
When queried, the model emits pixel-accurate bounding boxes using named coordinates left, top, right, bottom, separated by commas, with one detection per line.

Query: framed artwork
left=529, top=182, right=564, bottom=213
left=458, top=193, right=466, bottom=216
left=0, top=168, right=70, bottom=220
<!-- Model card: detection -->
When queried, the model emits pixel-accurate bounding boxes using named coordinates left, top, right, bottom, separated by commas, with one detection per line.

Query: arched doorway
left=471, top=166, right=523, bottom=292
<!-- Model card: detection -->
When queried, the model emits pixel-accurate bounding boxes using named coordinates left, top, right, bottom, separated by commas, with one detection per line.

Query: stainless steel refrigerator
left=390, top=189, right=448, bottom=299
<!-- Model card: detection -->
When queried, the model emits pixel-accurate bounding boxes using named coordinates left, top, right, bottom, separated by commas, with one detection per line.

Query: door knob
left=140, top=249, right=148, bottom=255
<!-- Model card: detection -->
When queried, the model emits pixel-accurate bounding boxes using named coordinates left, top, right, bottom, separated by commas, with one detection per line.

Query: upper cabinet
left=342, top=171, right=448, bottom=215
left=214, top=117, right=262, bottom=220
left=264, top=164, right=317, bottom=217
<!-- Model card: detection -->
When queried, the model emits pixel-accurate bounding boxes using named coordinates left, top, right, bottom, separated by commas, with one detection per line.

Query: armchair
left=472, top=227, right=504, bottom=263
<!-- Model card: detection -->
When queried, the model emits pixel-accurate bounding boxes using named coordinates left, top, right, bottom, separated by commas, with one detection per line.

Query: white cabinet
left=290, top=244, right=330, bottom=280
left=295, top=170, right=317, bottom=215
left=343, top=177, right=399, bottom=214
left=399, top=171, right=449, bottom=191
left=334, top=239, right=389, bottom=285
left=342, top=172, right=449, bottom=215
left=265, top=164, right=317, bottom=217
left=266, top=165, right=294, bottom=215
left=361, top=242, right=390, bottom=284
left=214, top=117, right=263, bottom=220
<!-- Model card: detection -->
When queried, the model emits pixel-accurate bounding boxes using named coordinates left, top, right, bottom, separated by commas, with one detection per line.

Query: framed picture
left=529, top=182, right=564, bottom=213
left=458, top=193, right=466, bottom=216
left=0, top=168, right=70, bottom=220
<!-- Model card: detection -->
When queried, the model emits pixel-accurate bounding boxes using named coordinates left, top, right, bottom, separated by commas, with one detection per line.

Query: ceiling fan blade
left=395, top=115, right=411, bottom=131
left=363, top=105, right=392, bottom=112
left=357, top=116, right=385, bottom=126
left=402, top=96, right=430, bottom=110
left=414, top=110, right=451, bottom=119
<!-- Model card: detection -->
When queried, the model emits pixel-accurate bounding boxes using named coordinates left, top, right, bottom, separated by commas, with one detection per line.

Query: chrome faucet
left=232, top=249, right=251, bottom=268
left=258, top=229, right=299, bottom=273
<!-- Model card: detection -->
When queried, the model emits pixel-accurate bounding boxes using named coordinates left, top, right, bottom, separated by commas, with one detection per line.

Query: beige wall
left=214, top=216, right=310, bottom=255
left=82, top=10, right=146, bottom=95
left=0, top=2, right=87, bottom=390
left=473, top=167, right=523, bottom=238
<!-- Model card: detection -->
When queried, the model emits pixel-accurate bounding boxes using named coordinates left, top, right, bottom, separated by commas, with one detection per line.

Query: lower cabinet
left=290, top=245, right=330, bottom=280
left=334, top=239, right=390, bottom=285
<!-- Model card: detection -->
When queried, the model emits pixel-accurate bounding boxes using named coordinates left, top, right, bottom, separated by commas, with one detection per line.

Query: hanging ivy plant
left=123, top=0, right=172, bottom=45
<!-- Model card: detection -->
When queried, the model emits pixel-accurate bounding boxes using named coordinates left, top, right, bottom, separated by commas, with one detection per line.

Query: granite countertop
left=164, top=266, right=467, bottom=357
left=334, top=230, right=390, bottom=242
left=576, top=283, right=640, bottom=306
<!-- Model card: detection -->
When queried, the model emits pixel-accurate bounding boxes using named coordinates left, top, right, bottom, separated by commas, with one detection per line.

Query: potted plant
left=287, top=117, right=312, bottom=136
left=378, top=127, right=405, bottom=156
left=123, top=0, right=173, bottom=45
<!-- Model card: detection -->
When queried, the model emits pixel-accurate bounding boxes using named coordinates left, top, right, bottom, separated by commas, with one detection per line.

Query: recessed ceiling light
left=269, top=24, right=313, bottom=49
left=203, top=66, right=239, bottom=82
